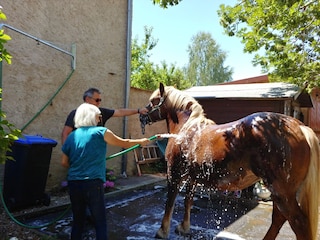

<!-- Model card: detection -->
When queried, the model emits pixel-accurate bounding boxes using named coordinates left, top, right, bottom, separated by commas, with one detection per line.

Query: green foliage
left=155, top=61, right=192, bottom=89
left=218, top=0, right=320, bottom=89
left=0, top=30, right=12, bottom=64
left=0, top=9, right=12, bottom=64
left=0, top=7, right=22, bottom=164
left=131, top=27, right=191, bottom=90
left=131, top=29, right=233, bottom=89
left=152, top=0, right=183, bottom=8
left=106, top=168, right=117, bottom=182
left=131, top=27, right=158, bottom=90
left=185, top=32, right=233, bottom=86
left=0, top=90, right=21, bottom=164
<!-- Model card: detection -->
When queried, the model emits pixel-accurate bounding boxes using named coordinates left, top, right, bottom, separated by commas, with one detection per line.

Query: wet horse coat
left=141, top=83, right=320, bottom=240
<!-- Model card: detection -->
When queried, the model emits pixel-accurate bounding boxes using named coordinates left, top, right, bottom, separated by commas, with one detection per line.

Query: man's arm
left=61, top=125, right=73, bottom=144
left=61, top=110, right=76, bottom=144
left=112, top=107, right=148, bottom=117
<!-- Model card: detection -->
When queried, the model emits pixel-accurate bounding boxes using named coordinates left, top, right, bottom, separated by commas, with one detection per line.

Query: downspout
left=121, top=0, right=133, bottom=176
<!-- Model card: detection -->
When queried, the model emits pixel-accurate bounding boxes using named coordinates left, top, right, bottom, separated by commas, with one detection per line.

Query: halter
left=140, top=96, right=166, bottom=134
left=147, top=96, right=166, bottom=121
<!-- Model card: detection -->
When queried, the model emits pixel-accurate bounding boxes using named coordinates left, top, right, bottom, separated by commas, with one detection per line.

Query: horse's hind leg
left=264, top=195, right=312, bottom=240
left=263, top=203, right=286, bottom=240
left=175, top=180, right=196, bottom=236
left=285, top=200, right=312, bottom=240
left=155, top=179, right=179, bottom=239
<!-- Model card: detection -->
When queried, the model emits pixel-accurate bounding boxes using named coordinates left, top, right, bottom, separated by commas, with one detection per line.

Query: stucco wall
left=0, top=0, right=137, bottom=189
left=127, top=87, right=167, bottom=175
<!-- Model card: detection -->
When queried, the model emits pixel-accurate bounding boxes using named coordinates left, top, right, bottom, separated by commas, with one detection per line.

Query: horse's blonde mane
left=150, top=86, right=214, bottom=130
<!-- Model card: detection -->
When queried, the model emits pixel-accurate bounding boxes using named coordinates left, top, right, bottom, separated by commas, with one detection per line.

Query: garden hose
left=106, top=135, right=158, bottom=160
left=0, top=134, right=158, bottom=229
left=0, top=182, right=71, bottom=229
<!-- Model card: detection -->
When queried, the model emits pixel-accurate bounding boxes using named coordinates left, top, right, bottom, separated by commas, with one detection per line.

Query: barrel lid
left=15, top=135, right=58, bottom=146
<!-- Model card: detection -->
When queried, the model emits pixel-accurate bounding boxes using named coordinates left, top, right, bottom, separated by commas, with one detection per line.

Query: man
left=61, top=87, right=148, bottom=143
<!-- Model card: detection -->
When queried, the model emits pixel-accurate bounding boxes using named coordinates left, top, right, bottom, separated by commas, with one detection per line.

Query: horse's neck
left=167, top=111, right=190, bottom=134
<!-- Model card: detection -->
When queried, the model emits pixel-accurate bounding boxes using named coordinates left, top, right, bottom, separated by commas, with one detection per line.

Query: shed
left=184, top=82, right=313, bottom=124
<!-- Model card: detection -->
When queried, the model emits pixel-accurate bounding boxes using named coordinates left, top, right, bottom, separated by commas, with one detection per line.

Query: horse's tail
left=298, top=125, right=320, bottom=240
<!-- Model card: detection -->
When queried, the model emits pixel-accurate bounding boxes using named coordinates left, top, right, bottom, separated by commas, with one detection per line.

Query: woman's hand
left=139, top=138, right=151, bottom=147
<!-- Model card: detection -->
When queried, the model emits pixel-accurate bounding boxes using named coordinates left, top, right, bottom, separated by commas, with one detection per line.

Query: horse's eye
left=152, top=99, right=160, bottom=106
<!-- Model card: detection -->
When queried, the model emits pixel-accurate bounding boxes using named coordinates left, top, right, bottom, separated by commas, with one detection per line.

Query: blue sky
left=132, top=0, right=264, bottom=81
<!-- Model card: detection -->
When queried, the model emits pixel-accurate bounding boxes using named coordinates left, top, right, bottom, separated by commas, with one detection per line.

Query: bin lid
left=15, top=135, right=58, bottom=146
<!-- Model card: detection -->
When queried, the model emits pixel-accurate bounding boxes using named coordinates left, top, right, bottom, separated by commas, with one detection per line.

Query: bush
left=0, top=6, right=21, bottom=164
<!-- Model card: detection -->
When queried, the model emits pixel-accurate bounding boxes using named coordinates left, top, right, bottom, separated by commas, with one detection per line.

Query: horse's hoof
left=155, top=229, right=168, bottom=239
left=175, top=224, right=190, bottom=236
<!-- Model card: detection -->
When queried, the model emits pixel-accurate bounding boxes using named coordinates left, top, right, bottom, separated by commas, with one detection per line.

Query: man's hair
left=83, top=88, right=101, bottom=101
left=74, top=103, right=101, bottom=128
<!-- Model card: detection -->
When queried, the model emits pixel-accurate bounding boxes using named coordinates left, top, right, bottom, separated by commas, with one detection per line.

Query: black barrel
left=3, top=135, right=57, bottom=210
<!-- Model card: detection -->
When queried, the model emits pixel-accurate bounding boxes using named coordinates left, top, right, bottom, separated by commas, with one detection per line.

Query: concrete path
left=222, top=200, right=320, bottom=239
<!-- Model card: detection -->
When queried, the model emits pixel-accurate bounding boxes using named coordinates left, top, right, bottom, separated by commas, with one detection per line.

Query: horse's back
left=184, top=112, right=311, bottom=186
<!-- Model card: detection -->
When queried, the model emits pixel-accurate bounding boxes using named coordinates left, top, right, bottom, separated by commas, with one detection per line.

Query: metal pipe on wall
left=121, top=0, right=134, bottom=175
left=0, top=24, right=76, bottom=70
left=0, top=24, right=76, bottom=130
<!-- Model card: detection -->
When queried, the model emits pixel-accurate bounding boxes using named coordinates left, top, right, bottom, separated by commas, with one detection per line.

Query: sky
left=132, top=0, right=264, bottom=81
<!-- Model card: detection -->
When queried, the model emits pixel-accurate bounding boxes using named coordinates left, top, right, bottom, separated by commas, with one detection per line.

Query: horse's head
left=140, top=83, right=172, bottom=134
left=140, top=83, right=210, bottom=134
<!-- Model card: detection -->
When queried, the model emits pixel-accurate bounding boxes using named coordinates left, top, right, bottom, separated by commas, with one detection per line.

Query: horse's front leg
left=155, top=179, right=179, bottom=239
left=175, top=180, right=196, bottom=236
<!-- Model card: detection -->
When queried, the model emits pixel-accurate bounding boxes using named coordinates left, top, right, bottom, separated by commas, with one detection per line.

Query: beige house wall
left=127, top=87, right=167, bottom=175
left=0, top=1, right=166, bottom=190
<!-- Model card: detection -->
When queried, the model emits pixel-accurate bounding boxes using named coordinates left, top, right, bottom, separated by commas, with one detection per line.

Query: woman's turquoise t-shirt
left=62, top=126, right=107, bottom=182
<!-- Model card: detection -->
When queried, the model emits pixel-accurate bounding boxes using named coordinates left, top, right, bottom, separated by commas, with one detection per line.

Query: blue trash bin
left=3, top=135, right=57, bottom=210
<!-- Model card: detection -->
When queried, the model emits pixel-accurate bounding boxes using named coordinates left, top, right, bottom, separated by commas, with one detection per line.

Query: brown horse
left=141, top=83, right=320, bottom=240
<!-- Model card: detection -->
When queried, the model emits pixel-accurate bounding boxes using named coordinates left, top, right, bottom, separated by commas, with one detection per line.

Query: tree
left=155, top=61, right=192, bottom=89
left=185, top=32, right=233, bottom=86
left=131, top=26, right=158, bottom=90
left=152, top=0, right=183, bottom=8
left=131, top=27, right=191, bottom=90
left=218, top=0, right=320, bottom=89
left=0, top=6, right=21, bottom=164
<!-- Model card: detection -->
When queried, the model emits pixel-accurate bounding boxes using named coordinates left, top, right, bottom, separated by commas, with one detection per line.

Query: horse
left=140, top=83, right=320, bottom=240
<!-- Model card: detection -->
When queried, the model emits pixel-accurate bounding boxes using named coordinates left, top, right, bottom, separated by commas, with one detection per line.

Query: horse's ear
left=159, top=83, right=165, bottom=97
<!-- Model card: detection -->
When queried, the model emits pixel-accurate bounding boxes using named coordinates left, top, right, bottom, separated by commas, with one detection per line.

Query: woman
left=61, top=103, right=150, bottom=240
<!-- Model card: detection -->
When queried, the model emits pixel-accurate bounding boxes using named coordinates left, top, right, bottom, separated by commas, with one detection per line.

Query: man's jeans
left=68, top=179, right=107, bottom=240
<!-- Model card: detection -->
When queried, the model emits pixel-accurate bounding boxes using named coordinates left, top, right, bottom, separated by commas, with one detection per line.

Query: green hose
left=21, top=68, right=75, bottom=131
left=0, top=182, right=71, bottom=229
left=0, top=135, right=158, bottom=229
left=106, top=135, right=158, bottom=160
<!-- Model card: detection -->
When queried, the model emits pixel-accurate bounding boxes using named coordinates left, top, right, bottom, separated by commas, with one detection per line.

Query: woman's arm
left=61, top=153, right=70, bottom=168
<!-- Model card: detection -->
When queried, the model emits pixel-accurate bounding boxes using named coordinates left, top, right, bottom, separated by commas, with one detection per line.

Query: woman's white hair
left=74, top=103, right=101, bottom=128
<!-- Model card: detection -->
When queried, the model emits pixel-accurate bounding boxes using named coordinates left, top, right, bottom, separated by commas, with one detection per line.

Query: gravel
left=0, top=209, right=57, bottom=240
